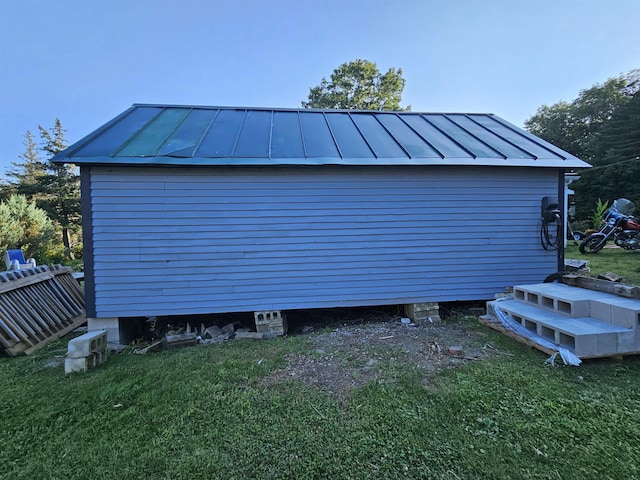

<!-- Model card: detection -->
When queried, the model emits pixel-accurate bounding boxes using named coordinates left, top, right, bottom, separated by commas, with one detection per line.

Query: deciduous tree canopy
left=525, top=69, right=640, bottom=220
left=302, top=59, right=410, bottom=111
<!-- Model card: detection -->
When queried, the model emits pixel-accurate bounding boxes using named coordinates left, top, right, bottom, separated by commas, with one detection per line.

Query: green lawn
left=565, top=243, right=640, bottom=285
left=1, top=321, right=639, bottom=480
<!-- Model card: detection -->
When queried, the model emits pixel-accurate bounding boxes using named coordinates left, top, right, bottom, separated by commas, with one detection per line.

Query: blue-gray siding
left=87, top=166, right=558, bottom=317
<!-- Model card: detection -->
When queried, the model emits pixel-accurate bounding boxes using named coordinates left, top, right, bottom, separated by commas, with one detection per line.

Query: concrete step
left=513, top=283, right=640, bottom=329
left=489, top=299, right=636, bottom=357
left=64, top=350, right=107, bottom=374
left=67, top=330, right=108, bottom=359
left=591, top=296, right=640, bottom=330
left=514, top=283, right=610, bottom=317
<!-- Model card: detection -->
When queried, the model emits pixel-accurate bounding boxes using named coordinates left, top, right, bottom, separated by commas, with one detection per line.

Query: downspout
left=80, top=166, right=96, bottom=318
left=557, top=169, right=565, bottom=274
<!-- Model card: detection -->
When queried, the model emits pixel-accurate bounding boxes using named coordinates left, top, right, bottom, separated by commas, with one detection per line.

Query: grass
left=1, top=323, right=639, bottom=480
left=565, top=243, right=640, bottom=285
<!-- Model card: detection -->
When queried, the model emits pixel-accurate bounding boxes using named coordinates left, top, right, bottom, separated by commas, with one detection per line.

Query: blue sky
left=1, top=0, right=638, bottom=176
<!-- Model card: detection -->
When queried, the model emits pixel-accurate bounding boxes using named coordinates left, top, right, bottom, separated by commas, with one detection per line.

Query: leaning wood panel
left=0, top=265, right=86, bottom=356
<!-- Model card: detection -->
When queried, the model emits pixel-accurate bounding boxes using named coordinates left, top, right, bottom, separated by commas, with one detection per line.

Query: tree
left=597, top=90, right=640, bottom=165
left=302, top=59, right=410, bottom=111
left=524, top=69, right=640, bottom=220
left=571, top=91, right=640, bottom=218
left=525, top=74, right=635, bottom=164
left=0, top=177, right=9, bottom=202
left=0, top=194, right=55, bottom=262
left=37, top=119, right=81, bottom=259
left=6, top=119, right=81, bottom=260
left=524, top=101, right=576, bottom=154
left=6, top=130, right=48, bottom=199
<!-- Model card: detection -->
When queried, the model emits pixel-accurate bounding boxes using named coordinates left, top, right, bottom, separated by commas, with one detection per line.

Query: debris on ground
left=164, top=332, right=197, bottom=349
left=260, top=306, right=505, bottom=400
left=129, top=305, right=504, bottom=399
left=133, top=340, right=163, bottom=355
left=597, top=272, right=624, bottom=283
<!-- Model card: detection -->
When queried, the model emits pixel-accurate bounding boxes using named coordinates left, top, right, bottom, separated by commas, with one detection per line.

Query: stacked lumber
left=0, top=265, right=86, bottom=356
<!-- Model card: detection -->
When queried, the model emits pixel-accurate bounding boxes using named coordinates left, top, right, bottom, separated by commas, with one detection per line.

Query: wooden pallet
left=478, top=315, right=556, bottom=356
left=0, top=265, right=86, bottom=356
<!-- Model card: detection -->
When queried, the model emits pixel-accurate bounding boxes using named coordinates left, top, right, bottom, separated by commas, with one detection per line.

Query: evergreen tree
left=6, top=130, right=48, bottom=199
left=0, top=194, right=55, bottom=262
left=37, top=119, right=81, bottom=259
left=5, top=119, right=81, bottom=260
left=0, top=176, right=9, bottom=202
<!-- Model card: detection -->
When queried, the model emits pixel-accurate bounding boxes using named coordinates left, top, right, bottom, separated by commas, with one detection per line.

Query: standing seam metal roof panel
left=53, top=104, right=591, bottom=168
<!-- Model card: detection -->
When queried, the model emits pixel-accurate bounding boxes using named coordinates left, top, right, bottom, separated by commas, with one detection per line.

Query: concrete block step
left=591, top=297, right=640, bottom=330
left=489, top=299, right=635, bottom=357
left=513, top=283, right=608, bottom=317
left=64, top=350, right=107, bottom=374
left=67, top=330, right=108, bottom=359
left=513, top=283, right=640, bottom=329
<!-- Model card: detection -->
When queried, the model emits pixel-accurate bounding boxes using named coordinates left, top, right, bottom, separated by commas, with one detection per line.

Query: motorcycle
left=579, top=198, right=640, bottom=253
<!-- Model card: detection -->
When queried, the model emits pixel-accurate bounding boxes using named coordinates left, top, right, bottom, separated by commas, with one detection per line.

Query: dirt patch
left=262, top=306, right=505, bottom=399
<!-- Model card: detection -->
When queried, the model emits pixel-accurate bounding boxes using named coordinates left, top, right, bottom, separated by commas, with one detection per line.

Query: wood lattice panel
left=0, top=265, right=86, bottom=356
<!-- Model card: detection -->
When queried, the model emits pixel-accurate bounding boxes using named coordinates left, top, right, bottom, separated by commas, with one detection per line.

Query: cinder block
left=538, top=324, right=556, bottom=343
left=65, top=356, right=93, bottom=374
left=610, top=305, right=640, bottom=330
left=254, top=310, right=287, bottom=336
left=617, top=331, right=637, bottom=353
left=596, top=333, right=618, bottom=356
left=590, top=301, right=612, bottom=324
left=591, top=300, right=640, bottom=329
left=539, top=296, right=555, bottom=310
left=87, top=317, right=120, bottom=343
left=557, top=331, right=576, bottom=350
left=404, top=302, right=441, bottom=322
left=525, top=292, right=541, bottom=306
left=64, top=351, right=107, bottom=374
left=573, top=335, right=598, bottom=357
left=556, top=299, right=591, bottom=317
left=514, top=286, right=593, bottom=317
left=67, top=330, right=107, bottom=359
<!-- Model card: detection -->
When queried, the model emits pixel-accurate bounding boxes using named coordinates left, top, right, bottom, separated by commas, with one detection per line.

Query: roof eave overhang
left=54, top=156, right=592, bottom=169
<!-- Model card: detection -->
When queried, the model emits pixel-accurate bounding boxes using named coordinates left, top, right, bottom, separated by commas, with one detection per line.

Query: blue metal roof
left=53, top=104, right=590, bottom=168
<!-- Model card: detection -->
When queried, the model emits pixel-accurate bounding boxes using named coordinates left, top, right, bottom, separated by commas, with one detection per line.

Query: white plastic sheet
left=489, top=298, right=582, bottom=366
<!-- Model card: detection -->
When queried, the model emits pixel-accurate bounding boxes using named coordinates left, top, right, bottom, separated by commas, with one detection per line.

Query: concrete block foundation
left=254, top=310, right=287, bottom=336
left=87, top=317, right=120, bottom=343
left=404, top=302, right=441, bottom=323
left=87, top=317, right=137, bottom=344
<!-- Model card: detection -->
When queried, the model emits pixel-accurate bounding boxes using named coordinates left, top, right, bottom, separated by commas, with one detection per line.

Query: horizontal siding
left=88, top=166, right=559, bottom=317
